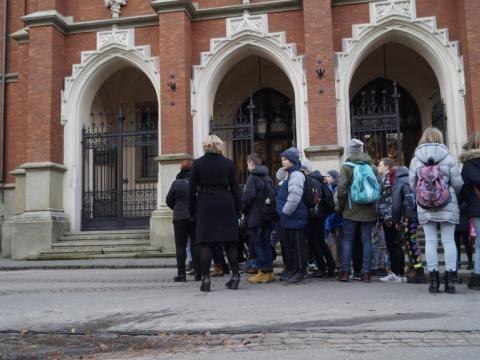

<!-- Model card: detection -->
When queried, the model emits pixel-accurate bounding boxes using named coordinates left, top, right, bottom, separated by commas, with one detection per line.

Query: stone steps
left=35, top=230, right=166, bottom=260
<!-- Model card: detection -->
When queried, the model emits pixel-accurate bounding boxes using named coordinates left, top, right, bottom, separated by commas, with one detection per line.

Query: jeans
left=474, top=218, right=480, bottom=275
left=341, top=219, right=374, bottom=274
left=248, top=226, right=274, bottom=272
left=422, top=221, right=457, bottom=272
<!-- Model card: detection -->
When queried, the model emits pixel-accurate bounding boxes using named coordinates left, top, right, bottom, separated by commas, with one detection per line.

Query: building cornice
left=151, top=0, right=303, bottom=20
left=11, top=1, right=302, bottom=43
left=332, top=0, right=371, bottom=6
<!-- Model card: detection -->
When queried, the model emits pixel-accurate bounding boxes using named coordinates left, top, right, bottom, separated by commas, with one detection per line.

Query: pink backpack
left=416, top=159, right=450, bottom=209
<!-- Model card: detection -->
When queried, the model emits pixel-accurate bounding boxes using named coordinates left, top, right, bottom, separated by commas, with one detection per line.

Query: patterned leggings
left=401, top=220, right=424, bottom=270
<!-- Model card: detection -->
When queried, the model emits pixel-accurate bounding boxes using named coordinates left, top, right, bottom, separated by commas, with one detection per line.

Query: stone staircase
left=35, top=230, right=167, bottom=260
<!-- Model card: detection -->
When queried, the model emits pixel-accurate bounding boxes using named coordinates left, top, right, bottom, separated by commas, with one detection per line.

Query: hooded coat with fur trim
left=409, top=143, right=463, bottom=224
left=460, top=148, right=480, bottom=218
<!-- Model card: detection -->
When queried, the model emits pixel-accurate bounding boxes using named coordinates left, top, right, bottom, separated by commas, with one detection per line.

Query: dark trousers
left=285, top=228, right=306, bottom=275
left=248, top=226, right=274, bottom=272
left=200, top=244, right=239, bottom=277
left=384, top=225, right=405, bottom=276
left=173, top=220, right=198, bottom=276
left=212, top=246, right=229, bottom=273
left=352, top=227, right=363, bottom=274
left=455, top=231, right=474, bottom=266
left=279, top=227, right=292, bottom=271
left=307, top=218, right=336, bottom=273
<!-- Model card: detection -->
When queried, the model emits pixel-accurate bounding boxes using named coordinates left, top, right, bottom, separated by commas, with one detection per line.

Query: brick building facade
left=0, top=0, right=478, bottom=259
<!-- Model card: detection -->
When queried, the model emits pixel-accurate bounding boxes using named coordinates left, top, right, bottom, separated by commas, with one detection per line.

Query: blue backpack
left=344, top=161, right=380, bottom=206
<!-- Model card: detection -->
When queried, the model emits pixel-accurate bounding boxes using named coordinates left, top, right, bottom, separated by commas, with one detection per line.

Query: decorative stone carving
left=373, top=0, right=413, bottom=23
left=97, top=27, right=134, bottom=51
left=105, top=0, right=127, bottom=19
left=226, top=11, right=267, bottom=38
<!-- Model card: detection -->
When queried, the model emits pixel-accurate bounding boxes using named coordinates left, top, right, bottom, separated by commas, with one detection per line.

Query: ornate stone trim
left=105, top=0, right=128, bottom=19
left=335, top=0, right=464, bottom=96
left=304, top=145, right=344, bottom=158
left=155, top=153, right=194, bottom=164
left=19, top=162, right=67, bottom=173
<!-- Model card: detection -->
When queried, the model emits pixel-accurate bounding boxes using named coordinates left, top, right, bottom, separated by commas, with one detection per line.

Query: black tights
left=200, top=244, right=239, bottom=276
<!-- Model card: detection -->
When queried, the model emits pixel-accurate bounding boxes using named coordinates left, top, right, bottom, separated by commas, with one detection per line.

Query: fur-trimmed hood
left=460, top=148, right=480, bottom=163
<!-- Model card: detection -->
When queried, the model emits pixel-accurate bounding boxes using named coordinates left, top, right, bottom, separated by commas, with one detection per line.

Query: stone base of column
left=304, top=145, right=344, bottom=173
left=11, top=211, right=70, bottom=260
left=150, top=207, right=175, bottom=255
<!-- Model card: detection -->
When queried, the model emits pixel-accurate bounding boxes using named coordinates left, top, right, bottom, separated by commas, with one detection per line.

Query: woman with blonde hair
left=460, top=130, right=480, bottom=290
left=409, top=127, right=463, bottom=293
left=188, top=135, right=242, bottom=292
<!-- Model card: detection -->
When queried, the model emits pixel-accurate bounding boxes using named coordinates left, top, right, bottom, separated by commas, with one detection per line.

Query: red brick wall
left=25, top=26, right=64, bottom=164
left=416, top=0, right=459, bottom=41
left=332, top=3, right=369, bottom=52
left=303, top=0, right=337, bottom=145
left=64, top=0, right=154, bottom=22
left=191, top=19, right=226, bottom=65
left=269, top=10, right=305, bottom=54
left=159, top=12, right=192, bottom=154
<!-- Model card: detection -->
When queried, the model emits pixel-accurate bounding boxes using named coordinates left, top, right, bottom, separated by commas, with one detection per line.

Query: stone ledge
left=304, top=145, right=344, bottom=158
left=155, top=153, right=194, bottom=164
left=9, top=169, right=26, bottom=176
left=19, top=162, right=67, bottom=173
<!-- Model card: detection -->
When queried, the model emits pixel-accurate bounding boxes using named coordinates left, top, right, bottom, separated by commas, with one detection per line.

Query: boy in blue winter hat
left=276, top=147, right=309, bottom=285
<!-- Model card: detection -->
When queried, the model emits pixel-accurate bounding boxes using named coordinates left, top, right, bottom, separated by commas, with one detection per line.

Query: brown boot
left=337, top=271, right=349, bottom=282
left=210, top=263, right=224, bottom=277
left=361, top=272, right=371, bottom=283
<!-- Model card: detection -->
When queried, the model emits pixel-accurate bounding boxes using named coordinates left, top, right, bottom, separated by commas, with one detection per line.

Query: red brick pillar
left=457, top=0, right=480, bottom=132
left=302, top=0, right=343, bottom=172
left=158, top=11, right=193, bottom=155
left=25, top=25, right=64, bottom=164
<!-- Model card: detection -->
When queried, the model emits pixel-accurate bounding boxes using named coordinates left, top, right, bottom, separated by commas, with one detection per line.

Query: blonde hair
left=464, top=130, right=480, bottom=151
left=419, top=127, right=444, bottom=145
left=202, top=134, right=224, bottom=155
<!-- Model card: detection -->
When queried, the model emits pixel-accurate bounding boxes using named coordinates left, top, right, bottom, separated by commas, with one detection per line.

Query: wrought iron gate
left=432, top=99, right=447, bottom=143
left=82, top=108, right=158, bottom=230
left=210, top=96, right=255, bottom=185
left=350, top=82, right=402, bottom=164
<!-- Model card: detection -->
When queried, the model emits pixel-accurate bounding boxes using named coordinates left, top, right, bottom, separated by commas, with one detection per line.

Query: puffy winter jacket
left=409, top=143, right=463, bottom=225
left=276, top=165, right=308, bottom=229
left=166, top=169, right=191, bottom=223
left=460, top=148, right=480, bottom=218
left=391, top=166, right=417, bottom=223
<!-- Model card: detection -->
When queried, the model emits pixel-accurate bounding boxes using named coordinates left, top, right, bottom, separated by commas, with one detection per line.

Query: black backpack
left=319, top=183, right=335, bottom=214
left=302, top=172, right=320, bottom=209
left=257, top=177, right=279, bottom=223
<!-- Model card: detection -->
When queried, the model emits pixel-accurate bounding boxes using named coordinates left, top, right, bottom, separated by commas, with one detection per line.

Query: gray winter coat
left=409, top=143, right=463, bottom=225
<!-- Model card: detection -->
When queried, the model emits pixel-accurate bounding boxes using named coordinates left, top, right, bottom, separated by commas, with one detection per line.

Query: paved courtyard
left=0, top=268, right=479, bottom=359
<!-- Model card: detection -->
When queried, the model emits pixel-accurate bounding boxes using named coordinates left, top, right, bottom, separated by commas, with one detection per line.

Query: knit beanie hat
left=327, top=169, right=339, bottom=182
left=349, top=139, right=364, bottom=155
left=301, top=159, right=313, bottom=173
left=281, top=147, right=301, bottom=166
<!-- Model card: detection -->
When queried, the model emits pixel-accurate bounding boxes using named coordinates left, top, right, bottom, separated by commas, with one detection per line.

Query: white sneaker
left=380, top=273, right=402, bottom=283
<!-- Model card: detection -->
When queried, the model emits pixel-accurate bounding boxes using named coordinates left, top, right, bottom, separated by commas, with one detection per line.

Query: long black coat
left=188, top=153, right=241, bottom=244
left=241, top=165, right=273, bottom=229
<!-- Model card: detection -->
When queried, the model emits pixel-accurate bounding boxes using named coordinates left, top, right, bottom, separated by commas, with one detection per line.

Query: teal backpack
left=344, top=161, right=380, bottom=207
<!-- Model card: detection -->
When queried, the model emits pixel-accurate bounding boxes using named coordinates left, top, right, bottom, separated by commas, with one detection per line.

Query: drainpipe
left=0, top=0, right=8, bottom=182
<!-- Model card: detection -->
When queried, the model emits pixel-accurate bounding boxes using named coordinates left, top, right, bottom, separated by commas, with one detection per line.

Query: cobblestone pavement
left=1, top=268, right=479, bottom=359
left=1, top=329, right=480, bottom=359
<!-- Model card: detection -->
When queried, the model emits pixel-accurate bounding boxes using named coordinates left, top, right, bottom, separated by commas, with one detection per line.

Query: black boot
left=173, top=273, right=186, bottom=282
left=429, top=270, right=440, bottom=293
left=200, top=275, right=211, bottom=292
left=407, top=268, right=426, bottom=284
left=444, top=271, right=456, bottom=294
left=468, top=273, right=480, bottom=290
left=225, top=273, right=240, bottom=290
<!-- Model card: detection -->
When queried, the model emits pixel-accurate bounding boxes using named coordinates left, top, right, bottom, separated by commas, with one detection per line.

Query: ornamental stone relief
left=105, top=0, right=127, bottom=19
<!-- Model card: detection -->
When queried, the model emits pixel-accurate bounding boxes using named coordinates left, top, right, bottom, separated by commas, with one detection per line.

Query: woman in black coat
left=460, top=130, right=480, bottom=290
left=188, top=135, right=241, bottom=292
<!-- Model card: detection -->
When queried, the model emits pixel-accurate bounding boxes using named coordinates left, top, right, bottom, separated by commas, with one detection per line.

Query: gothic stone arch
left=61, top=27, right=160, bottom=231
left=191, top=11, right=308, bottom=157
left=335, top=0, right=467, bottom=158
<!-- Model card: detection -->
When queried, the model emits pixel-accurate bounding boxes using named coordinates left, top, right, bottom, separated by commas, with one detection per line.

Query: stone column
left=11, top=162, right=69, bottom=259
left=304, top=145, right=344, bottom=174
left=0, top=169, right=26, bottom=257
left=150, top=153, right=193, bottom=254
